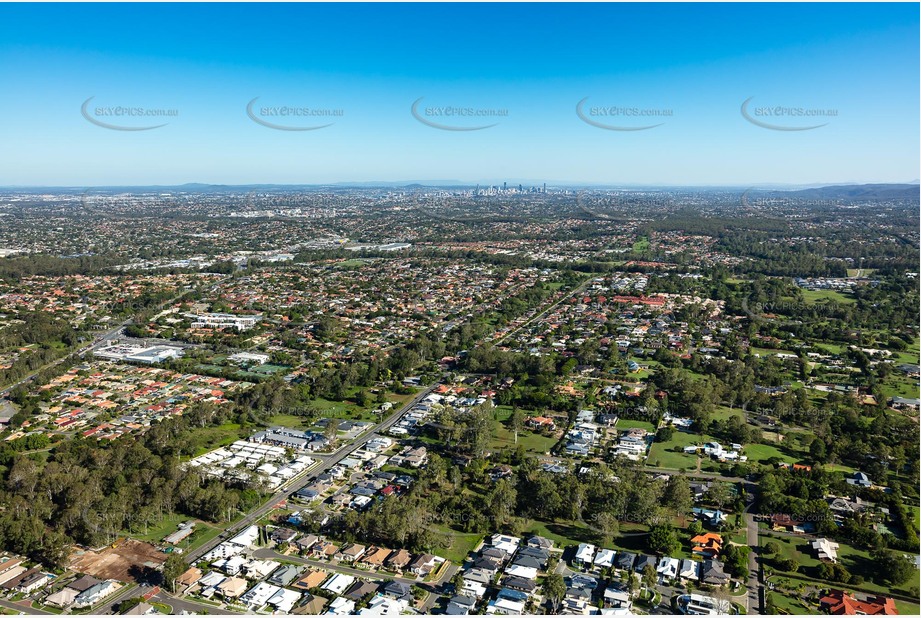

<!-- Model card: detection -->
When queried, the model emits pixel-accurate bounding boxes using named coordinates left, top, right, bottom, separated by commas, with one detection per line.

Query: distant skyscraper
left=503, top=182, right=507, bottom=191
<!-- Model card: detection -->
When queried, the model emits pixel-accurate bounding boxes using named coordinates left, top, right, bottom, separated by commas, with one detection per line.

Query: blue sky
left=0, top=3, right=917, bottom=186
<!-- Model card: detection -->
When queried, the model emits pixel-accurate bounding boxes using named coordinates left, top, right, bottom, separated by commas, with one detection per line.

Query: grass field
left=127, top=512, right=189, bottom=543
left=490, top=425, right=558, bottom=455
left=334, top=259, right=368, bottom=269
left=616, top=419, right=656, bottom=432
left=489, top=405, right=558, bottom=454
left=765, top=586, right=817, bottom=614
left=813, top=342, right=845, bottom=355
left=428, top=526, right=484, bottom=563
left=711, top=406, right=745, bottom=422
left=188, top=422, right=248, bottom=456
left=743, top=442, right=800, bottom=465
left=647, top=430, right=704, bottom=470
left=632, top=236, right=650, bottom=252
left=799, top=288, right=856, bottom=305
left=880, top=374, right=920, bottom=399
left=521, top=518, right=597, bottom=548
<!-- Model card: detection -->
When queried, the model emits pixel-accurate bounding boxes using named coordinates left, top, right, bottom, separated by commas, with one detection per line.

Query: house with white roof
left=593, top=548, right=616, bottom=568
left=489, top=534, right=521, bottom=556
left=267, top=588, right=302, bottom=613
left=240, top=582, right=280, bottom=609
left=322, top=572, right=355, bottom=595
left=325, top=596, right=356, bottom=615
left=657, top=557, right=680, bottom=581
left=811, top=538, right=840, bottom=563
left=574, top=543, right=596, bottom=566
left=679, top=559, right=701, bottom=582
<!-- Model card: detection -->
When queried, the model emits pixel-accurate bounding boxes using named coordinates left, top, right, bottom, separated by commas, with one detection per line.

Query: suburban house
left=409, top=553, right=438, bottom=576
left=361, top=546, right=393, bottom=568
left=593, top=548, right=616, bottom=569
left=336, top=543, right=367, bottom=563
left=846, top=472, right=873, bottom=488
left=446, top=594, right=477, bottom=615
left=526, top=416, right=556, bottom=430
left=73, top=580, right=122, bottom=608
left=386, top=549, right=412, bottom=571
left=811, top=538, right=840, bottom=563
left=700, top=560, right=730, bottom=586
left=679, top=559, right=701, bottom=582
left=292, top=569, right=329, bottom=591
left=656, top=557, right=680, bottom=581
left=615, top=552, right=637, bottom=572
left=819, top=589, right=897, bottom=615
left=574, top=543, right=597, bottom=566
left=690, top=532, right=723, bottom=558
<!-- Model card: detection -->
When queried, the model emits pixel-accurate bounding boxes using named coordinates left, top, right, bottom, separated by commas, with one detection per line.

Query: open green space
left=799, top=288, right=856, bottom=305
left=762, top=533, right=921, bottom=598
left=743, top=442, right=800, bottom=465
left=188, top=422, right=248, bottom=456
left=632, top=236, right=650, bottom=252
left=647, top=430, right=704, bottom=470
left=615, top=419, right=656, bottom=432
left=428, top=525, right=484, bottom=563
left=334, top=259, right=368, bottom=269
left=711, top=406, right=745, bottom=422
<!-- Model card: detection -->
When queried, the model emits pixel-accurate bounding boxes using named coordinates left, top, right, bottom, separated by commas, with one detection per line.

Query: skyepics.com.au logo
left=412, top=196, right=523, bottom=225
left=741, top=96, right=837, bottom=131
left=411, top=97, right=508, bottom=131
left=81, top=97, right=178, bottom=131
left=576, top=97, right=672, bottom=131
left=577, top=190, right=671, bottom=220
left=741, top=295, right=846, bottom=327
left=739, top=187, right=841, bottom=223
left=246, top=97, right=343, bottom=131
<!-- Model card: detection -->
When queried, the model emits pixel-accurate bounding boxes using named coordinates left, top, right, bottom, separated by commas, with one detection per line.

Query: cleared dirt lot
left=69, top=539, right=167, bottom=583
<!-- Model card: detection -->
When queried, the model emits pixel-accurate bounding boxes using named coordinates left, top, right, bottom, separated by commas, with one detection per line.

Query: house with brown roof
left=312, top=541, right=339, bottom=558
left=409, top=553, right=437, bottom=576
left=176, top=567, right=203, bottom=589
left=361, top=547, right=392, bottom=568
left=0, top=566, right=39, bottom=590
left=336, top=543, right=366, bottom=563
left=386, top=549, right=412, bottom=571
left=292, top=594, right=328, bottom=615
left=344, top=580, right=379, bottom=601
left=292, top=569, right=329, bottom=591
left=216, top=576, right=248, bottom=599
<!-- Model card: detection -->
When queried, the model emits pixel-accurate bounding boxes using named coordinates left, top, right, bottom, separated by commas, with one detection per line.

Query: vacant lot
left=69, top=539, right=167, bottom=583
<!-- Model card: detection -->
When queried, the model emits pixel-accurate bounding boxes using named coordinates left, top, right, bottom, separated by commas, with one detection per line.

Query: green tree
left=541, top=573, right=566, bottom=614
left=162, top=552, right=187, bottom=593
left=647, top=523, right=680, bottom=556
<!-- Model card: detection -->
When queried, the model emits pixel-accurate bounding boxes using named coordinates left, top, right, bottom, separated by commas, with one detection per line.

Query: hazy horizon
left=0, top=3, right=918, bottom=185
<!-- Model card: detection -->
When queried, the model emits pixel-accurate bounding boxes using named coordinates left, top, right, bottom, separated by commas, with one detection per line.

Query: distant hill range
left=766, top=183, right=919, bottom=201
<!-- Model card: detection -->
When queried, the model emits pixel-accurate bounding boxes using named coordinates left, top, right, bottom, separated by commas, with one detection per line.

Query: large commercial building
left=186, top=313, right=262, bottom=331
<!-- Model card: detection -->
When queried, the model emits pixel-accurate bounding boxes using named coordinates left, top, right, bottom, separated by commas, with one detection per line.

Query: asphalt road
left=0, top=598, right=53, bottom=615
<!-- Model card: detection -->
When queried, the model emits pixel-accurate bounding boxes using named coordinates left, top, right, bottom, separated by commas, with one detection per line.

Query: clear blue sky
left=0, top=3, right=917, bottom=186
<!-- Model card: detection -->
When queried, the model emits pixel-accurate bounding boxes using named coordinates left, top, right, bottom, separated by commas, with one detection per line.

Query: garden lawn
left=428, top=526, right=484, bottom=564
left=647, top=429, right=713, bottom=470
left=743, top=442, right=800, bottom=465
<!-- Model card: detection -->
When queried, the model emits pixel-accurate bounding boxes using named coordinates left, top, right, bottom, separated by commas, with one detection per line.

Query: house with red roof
left=819, top=589, right=897, bottom=615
